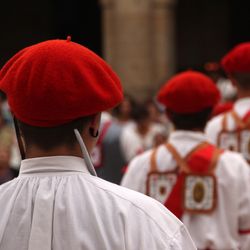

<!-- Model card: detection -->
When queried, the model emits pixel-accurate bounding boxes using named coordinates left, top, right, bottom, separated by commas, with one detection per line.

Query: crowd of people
left=0, top=39, right=249, bottom=249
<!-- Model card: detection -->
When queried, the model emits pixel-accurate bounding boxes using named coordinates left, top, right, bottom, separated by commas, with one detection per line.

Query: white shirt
left=0, top=156, right=195, bottom=250
left=205, top=97, right=250, bottom=144
left=121, top=131, right=250, bottom=249
left=120, top=123, right=167, bottom=162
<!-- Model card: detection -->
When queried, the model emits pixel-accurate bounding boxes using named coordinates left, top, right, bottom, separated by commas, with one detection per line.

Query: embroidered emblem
left=184, top=174, right=216, bottom=213
left=193, top=181, right=205, bottom=203
left=147, top=172, right=177, bottom=204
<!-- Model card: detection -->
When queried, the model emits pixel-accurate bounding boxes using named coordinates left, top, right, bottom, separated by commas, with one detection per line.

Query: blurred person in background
left=122, top=71, right=250, bottom=249
left=120, top=102, right=168, bottom=164
left=204, top=61, right=237, bottom=117
left=206, top=42, right=250, bottom=164
left=145, top=98, right=172, bottom=145
left=91, top=95, right=135, bottom=183
left=204, top=61, right=237, bottom=103
left=0, top=92, right=18, bottom=184
left=111, top=94, right=135, bottom=127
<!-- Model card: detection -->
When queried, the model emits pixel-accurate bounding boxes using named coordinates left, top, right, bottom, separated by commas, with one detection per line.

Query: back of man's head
left=0, top=38, right=123, bottom=150
left=221, top=42, right=250, bottom=91
left=157, top=70, right=220, bottom=131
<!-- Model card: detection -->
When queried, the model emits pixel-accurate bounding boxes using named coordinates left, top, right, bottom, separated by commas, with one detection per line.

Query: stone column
left=100, top=0, right=177, bottom=101
left=152, top=0, right=177, bottom=92
left=100, top=0, right=115, bottom=64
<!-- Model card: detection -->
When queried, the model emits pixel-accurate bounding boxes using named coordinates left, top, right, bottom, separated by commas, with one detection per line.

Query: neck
left=25, top=145, right=83, bottom=159
left=0, top=167, right=9, bottom=176
left=25, top=135, right=94, bottom=159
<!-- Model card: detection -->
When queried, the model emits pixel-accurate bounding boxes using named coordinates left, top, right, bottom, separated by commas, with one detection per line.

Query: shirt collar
left=19, top=156, right=90, bottom=176
left=169, top=130, right=207, bottom=145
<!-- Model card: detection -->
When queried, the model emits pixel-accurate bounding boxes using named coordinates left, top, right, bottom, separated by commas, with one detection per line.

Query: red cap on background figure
left=0, top=39, right=123, bottom=127
left=157, top=70, right=220, bottom=113
left=221, top=42, right=250, bottom=74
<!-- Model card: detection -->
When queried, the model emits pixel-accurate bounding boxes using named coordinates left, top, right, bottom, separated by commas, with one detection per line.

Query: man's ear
left=88, top=113, right=102, bottom=138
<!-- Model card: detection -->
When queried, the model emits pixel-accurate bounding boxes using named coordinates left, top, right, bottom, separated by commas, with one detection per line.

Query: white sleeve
left=120, top=128, right=143, bottom=163
left=205, top=116, right=222, bottom=145
left=169, top=226, right=197, bottom=250
left=125, top=194, right=197, bottom=250
left=120, top=154, right=150, bottom=194
left=238, top=159, right=250, bottom=250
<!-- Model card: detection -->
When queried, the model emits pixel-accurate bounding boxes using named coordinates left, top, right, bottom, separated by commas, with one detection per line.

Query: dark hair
left=131, top=103, right=149, bottom=122
left=167, top=107, right=213, bottom=130
left=231, top=73, right=250, bottom=90
left=0, top=91, right=7, bottom=102
left=17, top=116, right=93, bottom=151
left=112, top=94, right=136, bottom=118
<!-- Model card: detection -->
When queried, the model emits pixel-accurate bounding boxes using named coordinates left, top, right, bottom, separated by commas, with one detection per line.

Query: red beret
left=157, top=70, right=220, bottom=113
left=221, top=42, right=250, bottom=73
left=0, top=39, right=123, bottom=127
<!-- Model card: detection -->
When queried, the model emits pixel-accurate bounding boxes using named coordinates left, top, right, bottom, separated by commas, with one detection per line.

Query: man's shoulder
left=0, top=177, right=18, bottom=190
left=219, top=149, right=249, bottom=167
left=91, top=176, right=183, bottom=233
left=205, top=113, right=226, bottom=143
left=217, top=150, right=250, bottom=181
left=130, top=144, right=168, bottom=164
left=129, top=148, right=154, bottom=165
left=206, top=113, right=225, bottom=130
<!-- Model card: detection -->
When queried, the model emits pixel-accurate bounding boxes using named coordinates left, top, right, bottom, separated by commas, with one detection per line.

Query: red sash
left=164, top=143, right=221, bottom=219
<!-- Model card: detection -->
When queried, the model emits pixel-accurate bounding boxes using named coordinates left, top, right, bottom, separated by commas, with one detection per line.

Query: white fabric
left=0, top=156, right=195, bottom=250
left=216, top=78, right=237, bottom=101
left=121, top=131, right=250, bottom=249
left=205, top=97, right=250, bottom=144
left=120, top=122, right=167, bottom=162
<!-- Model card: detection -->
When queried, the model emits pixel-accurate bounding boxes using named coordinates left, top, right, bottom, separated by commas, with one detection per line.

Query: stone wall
left=100, top=0, right=177, bottom=101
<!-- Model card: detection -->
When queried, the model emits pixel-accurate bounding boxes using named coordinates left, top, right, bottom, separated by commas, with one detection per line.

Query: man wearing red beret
left=0, top=39, right=196, bottom=250
left=121, top=70, right=250, bottom=249
left=206, top=42, right=250, bottom=165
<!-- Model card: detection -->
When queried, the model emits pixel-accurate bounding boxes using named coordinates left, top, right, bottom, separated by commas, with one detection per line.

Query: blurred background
left=0, top=0, right=250, bottom=184
left=0, top=0, right=250, bottom=100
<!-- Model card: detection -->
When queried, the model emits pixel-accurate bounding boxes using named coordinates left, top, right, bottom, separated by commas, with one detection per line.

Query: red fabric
left=204, top=62, right=220, bottom=72
left=211, top=102, right=233, bottom=117
left=92, top=121, right=112, bottom=168
left=187, top=145, right=216, bottom=173
left=0, top=39, right=123, bottom=127
left=121, top=165, right=128, bottom=174
left=164, top=144, right=217, bottom=219
left=97, top=121, right=112, bottom=146
left=239, top=229, right=250, bottom=235
left=164, top=173, right=185, bottom=219
left=221, top=42, right=250, bottom=74
left=157, top=70, right=220, bottom=113
left=243, top=110, right=250, bottom=123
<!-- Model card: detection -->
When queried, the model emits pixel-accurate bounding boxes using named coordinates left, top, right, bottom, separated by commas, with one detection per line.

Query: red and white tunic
left=121, top=131, right=250, bottom=249
left=206, top=97, right=250, bottom=163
